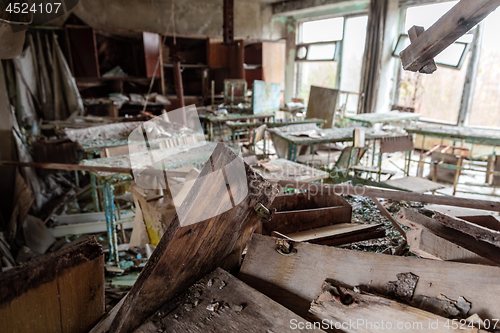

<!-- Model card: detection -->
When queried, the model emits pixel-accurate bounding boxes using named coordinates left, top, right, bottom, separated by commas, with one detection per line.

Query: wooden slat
left=0, top=160, right=133, bottom=174
left=0, top=237, right=104, bottom=333
left=275, top=180, right=500, bottom=213
left=401, top=0, right=500, bottom=72
left=135, top=268, right=325, bottom=332
left=263, top=192, right=352, bottom=236
left=108, top=143, right=279, bottom=333
left=309, top=281, right=481, bottom=333
left=238, top=234, right=500, bottom=320
left=284, top=223, right=385, bottom=246
left=397, top=208, right=500, bottom=265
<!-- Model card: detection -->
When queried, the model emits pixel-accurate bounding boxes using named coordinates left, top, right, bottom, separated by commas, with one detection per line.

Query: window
left=301, top=17, right=344, bottom=43
left=395, top=1, right=472, bottom=124
left=295, top=15, right=368, bottom=108
left=469, top=8, right=500, bottom=128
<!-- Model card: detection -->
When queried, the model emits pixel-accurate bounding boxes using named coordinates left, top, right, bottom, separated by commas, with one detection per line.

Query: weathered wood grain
left=433, top=212, right=500, bottom=247
left=397, top=208, right=500, bottom=265
left=135, top=268, right=325, bottom=332
left=308, top=281, right=482, bottom=333
left=239, top=234, right=500, bottom=320
left=407, top=228, right=496, bottom=266
left=401, top=0, right=500, bottom=72
left=109, top=143, right=279, bottom=333
left=0, top=237, right=104, bottom=333
left=263, top=192, right=352, bottom=236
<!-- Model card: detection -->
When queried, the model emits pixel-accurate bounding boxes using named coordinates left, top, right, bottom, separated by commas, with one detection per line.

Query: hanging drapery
left=5, top=30, right=84, bottom=126
left=359, top=0, right=388, bottom=114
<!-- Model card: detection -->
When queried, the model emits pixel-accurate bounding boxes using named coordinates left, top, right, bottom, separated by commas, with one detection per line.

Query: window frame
left=294, top=12, right=368, bottom=99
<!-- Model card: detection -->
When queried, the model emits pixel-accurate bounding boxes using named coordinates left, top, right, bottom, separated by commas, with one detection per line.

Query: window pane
left=398, top=55, right=469, bottom=123
left=307, top=43, right=336, bottom=60
left=469, top=8, right=500, bottom=127
left=301, top=17, right=344, bottom=43
left=299, top=62, right=338, bottom=104
left=340, top=15, right=368, bottom=93
left=394, top=34, right=468, bottom=67
left=404, top=1, right=458, bottom=32
left=434, top=42, right=466, bottom=67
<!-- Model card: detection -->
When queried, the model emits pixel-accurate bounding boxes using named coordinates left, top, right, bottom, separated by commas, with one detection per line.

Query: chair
left=351, top=136, right=415, bottom=181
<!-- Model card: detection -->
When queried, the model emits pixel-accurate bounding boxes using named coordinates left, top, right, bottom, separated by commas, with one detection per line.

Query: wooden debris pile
left=88, top=144, right=500, bottom=332
left=5, top=143, right=500, bottom=333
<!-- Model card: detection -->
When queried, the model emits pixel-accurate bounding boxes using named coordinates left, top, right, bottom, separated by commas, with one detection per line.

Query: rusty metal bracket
left=275, top=239, right=297, bottom=256
left=254, top=203, right=272, bottom=220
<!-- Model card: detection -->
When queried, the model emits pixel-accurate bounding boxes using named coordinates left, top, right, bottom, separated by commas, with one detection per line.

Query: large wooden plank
left=135, top=268, right=325, bottom=332
left=407, top=228, right=496, bottom=266
left=109, top=143, right=280, bottom=333
left=401, top=0, right=500, bottom=72
left=239, top=234, right=500, bottom=320
left=0, top=237, right=104, bottom=333
left=309, top=281, right=481, bottom=333
left=397, top=208, right=500, bottom=265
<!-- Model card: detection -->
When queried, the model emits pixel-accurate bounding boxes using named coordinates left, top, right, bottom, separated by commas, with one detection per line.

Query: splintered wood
left=397, top=208, right=500, bottom=265
left=135, top=268, right=325, bottom=332
left=239, top=234, right=500, bottom=321
left=108, top=143, right=280, bottom=333
left=308, top=281, right=481, bottom=333
left=0, top=237, right=104, bottom=333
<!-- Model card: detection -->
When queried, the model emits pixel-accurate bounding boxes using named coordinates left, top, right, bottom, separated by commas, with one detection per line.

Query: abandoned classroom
left=1, top=0, right=500, bottom=332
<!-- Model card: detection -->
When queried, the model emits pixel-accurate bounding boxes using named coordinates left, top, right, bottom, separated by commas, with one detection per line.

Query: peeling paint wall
left=60, top=0, right=284, bottom=39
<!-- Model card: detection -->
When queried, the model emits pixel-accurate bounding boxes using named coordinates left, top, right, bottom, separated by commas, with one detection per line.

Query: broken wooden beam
left=308, top=280, right=480, bottom=333
left=275, top=180, right=500, bottom=213
left=401, top=0, right=500, bottom=72
left=108, top=143, right=280, bottom=333
left=407, top=26, right=438, bottom=74
left=0, top=236, right=104, bottom=333
left=434, top=211, right=500, bottom=247
left=397, top=208, right=500, bottom=265
left=407, top=227, right=497, bottom=266
left=135, top=268, right=325, bottom=332
left=238, top=234, right=500, bottom=320
left=0, top=160, right=133, bottom=175
left=370, top=196, right=407, bottom=239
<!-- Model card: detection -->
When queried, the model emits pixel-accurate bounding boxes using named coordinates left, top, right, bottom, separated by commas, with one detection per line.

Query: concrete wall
left=58, top=0, right=284, bottom=39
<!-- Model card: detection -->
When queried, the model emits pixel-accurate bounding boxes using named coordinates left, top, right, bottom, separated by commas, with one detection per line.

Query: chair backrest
left=335, top=146, right=366, bottom=171
left=306, top=86, right=339, bottom=128
left=380, top=135, right=414, bottom=154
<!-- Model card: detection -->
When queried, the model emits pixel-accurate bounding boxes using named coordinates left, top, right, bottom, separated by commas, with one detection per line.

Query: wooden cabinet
left=244, top=41, right=285, bottom=92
